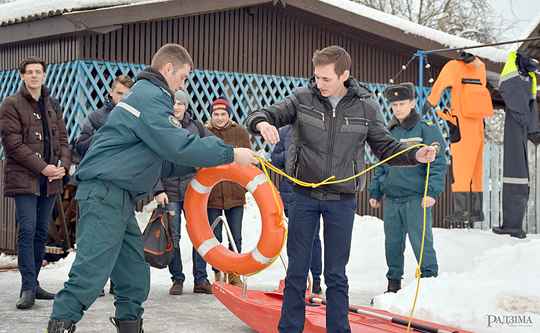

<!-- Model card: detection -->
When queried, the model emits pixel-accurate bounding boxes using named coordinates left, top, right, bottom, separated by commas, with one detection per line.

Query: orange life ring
left=184, top=163, right=286, bottom=276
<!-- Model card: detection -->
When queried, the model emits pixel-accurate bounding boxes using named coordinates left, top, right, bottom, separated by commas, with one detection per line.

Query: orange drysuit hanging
left=423, top=56, right=493, bottom=193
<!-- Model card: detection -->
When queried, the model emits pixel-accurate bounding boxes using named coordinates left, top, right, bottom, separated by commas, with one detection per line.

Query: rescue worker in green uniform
left=46, top=44, right=259, bottom=333
left=369, top=83, right=447, bottom=293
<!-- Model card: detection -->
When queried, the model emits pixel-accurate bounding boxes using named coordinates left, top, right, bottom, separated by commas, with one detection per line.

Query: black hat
left=383, top=82, right=415, bottom=102
left=210, top=96, right=233, bottom=116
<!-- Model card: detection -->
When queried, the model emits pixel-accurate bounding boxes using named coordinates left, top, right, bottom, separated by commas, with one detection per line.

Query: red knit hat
left=210, top=96, right=233, bottom=116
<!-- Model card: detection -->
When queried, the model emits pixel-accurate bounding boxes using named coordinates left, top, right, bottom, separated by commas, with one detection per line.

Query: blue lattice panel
left=1, top=60, right=451, bottom=162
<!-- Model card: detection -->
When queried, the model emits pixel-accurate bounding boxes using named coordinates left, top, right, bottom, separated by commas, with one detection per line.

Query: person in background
left=47, top=44, right=259, bottom=333
left=245, top=45, right=437, bottom=333
left=0, top=56, right=70, bottom=309
left=271, top=125, right=323, bottom=295
left=75, top=74, right=134, bottom=297
left=153, top=90, right=215, bottom=295
left=76, top=75, right=134, bottom=157
left=369, top=83, right=446, bottom=294
left=206, top=96, right=252, bottom=288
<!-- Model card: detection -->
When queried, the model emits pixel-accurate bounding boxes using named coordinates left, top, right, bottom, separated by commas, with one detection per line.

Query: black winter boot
left=110, top=317, right=144, bottom=333
left=468, top=192, right=485, bottom=224
left=444, top=192, right=470, bottom=223
left=385, top=279, right=401, bottom=293
left=36, top=285, right=56, bottom=299
left=16, top=290, right=35, bottom=309
left=46, top=319, right=76, bottom=333
left=493, top=196, right=527, bottom=239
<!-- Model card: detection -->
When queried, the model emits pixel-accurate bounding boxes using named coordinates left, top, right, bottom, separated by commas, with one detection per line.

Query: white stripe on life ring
left=251, top=247, right=273, bottom=265
left=190, top=178, right=213, bottom=194
left=197, top=238, right=221, bottom=257
left=246, top=174, right=268, bottom=194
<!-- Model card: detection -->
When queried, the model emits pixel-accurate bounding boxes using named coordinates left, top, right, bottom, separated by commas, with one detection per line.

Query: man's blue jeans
left=207, top=206, right=243, bottom=273
left=278, top=192, right=357, bottom=333
left=14, top=175, right=57, bottom=293
left=286, top=204, right=322, bottom=283
left=165, top=201, right=209, bottom=285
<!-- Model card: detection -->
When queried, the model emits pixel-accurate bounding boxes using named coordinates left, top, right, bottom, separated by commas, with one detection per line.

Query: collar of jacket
left=387, top=108, right=421, bottom=130
left=136, top=67, right=175, bottom=104
left=179, top=108, right=195, bottom=128
left=208, top=119, right=235, bottom=131
left=307, top=75, right=373, bottom=100
left=104, top=94, right=115, bottom=110
left=20, top=82, right=51, bottom=102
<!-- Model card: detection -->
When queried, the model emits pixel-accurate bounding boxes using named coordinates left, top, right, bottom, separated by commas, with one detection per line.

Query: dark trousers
left=285, top=204, right=322, bottom=283
left=14, top=175, right=57, bottom=293
left=278, top=192, right=356, bottom=333
left=208, top=206, right=244, bottom=273
left=384, top=198, right=438, bottom=280
left=166, top=201, right=208, bottom=285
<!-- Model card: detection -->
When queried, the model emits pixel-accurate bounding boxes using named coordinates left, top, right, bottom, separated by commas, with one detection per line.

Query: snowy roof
left=0, top=0, right=510, bottom=63
left=0, top=0, right=153, bottom=26
left=319, top=0, right=509, bottom=63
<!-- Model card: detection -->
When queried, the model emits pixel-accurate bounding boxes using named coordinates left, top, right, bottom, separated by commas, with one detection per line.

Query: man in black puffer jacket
left=153, top=90, right=215, bottom=295
left=246, top=46, right=437, bottom=333
left=75, top=75, right=134, bottom=157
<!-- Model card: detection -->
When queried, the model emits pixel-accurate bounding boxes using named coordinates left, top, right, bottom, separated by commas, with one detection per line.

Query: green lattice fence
left=0, top=60, right=452, bottom=162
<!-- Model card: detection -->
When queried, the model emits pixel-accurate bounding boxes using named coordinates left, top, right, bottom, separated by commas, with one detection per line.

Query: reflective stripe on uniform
left=117, top=102, right=141, bottom=117
left=502, top=177, right=529, bottom=185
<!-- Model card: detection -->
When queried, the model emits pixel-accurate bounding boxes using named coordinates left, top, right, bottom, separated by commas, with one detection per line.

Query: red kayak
left=212, top=281, right=473, bottom=333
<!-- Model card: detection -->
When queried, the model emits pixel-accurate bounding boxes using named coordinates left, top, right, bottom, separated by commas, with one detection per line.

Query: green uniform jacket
left=75, top=67, right=234, bottom=200
left=369, top=109, right=447, bottom=202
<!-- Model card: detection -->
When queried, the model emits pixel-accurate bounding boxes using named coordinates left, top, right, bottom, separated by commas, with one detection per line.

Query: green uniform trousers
left=51, top=179, right=150, bottom=322
left=384, top=197, right=438, bottom=281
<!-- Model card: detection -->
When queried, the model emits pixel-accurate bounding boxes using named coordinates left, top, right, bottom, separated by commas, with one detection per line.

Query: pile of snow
left=5, top=193, right=539, bottom=332
left=114, top=195, right=540, bottom=332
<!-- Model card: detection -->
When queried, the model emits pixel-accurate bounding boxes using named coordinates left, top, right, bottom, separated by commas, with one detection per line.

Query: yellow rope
left=247, top=143, right=431, bottom=329
left=406, top=160, right=431, bottom=333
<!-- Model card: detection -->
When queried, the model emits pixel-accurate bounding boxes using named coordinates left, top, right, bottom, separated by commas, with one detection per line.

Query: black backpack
left=143, top=205, right=175, bottom=269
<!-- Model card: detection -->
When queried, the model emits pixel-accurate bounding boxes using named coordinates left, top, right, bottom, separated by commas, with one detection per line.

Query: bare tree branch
left=350, top=0, right=517, bottom=44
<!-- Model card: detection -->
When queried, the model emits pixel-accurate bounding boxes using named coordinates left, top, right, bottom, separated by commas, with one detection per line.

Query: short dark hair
left=111, top=75, right=134, bottom=89
left=312, top=46, right=351, bottom=76
left=151, top=44, right=194, bottom=73
left=19, top=56, right=46, bottom=74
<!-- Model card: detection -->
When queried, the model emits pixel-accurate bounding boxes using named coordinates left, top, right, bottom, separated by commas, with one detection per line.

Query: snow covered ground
left=1, top=194, right=539, bottom=332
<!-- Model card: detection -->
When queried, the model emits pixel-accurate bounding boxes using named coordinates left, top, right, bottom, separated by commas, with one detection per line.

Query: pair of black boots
left=46, top=317, right=143, bottom=333
left=444, top=192, right=484, bottom=225
left=17, top=285, right=55, bottom=309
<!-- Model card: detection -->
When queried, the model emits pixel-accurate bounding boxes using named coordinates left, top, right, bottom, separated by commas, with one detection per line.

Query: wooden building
left=1, top=0, right=525, bottom=252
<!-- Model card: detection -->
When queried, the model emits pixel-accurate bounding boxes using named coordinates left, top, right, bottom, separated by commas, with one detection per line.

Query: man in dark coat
left=246, top=45, right=437, bottom=333
left=76, top=75, right=134, bottom=157
left=0, top=56, right=70, bottom=309
left=153, top=90, right=215, bottom=295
